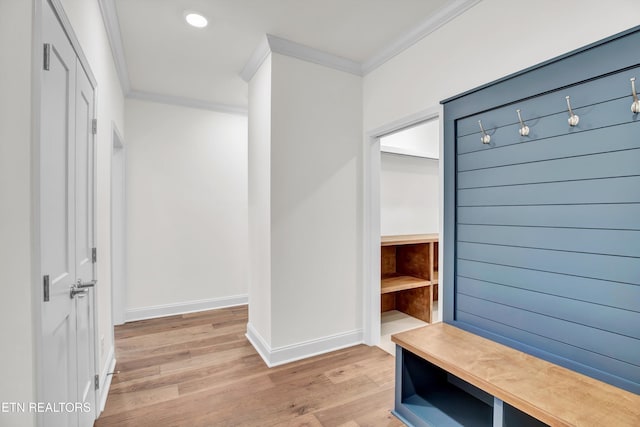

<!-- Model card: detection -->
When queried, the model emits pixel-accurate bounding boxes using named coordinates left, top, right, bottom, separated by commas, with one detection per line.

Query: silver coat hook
left=565, top=96, right=579, bottom=127
left=631, top=78, right=640, bottom=114
left=516, top=109, right=530, bottom=136
left=478, top=120, right=491, bottom=144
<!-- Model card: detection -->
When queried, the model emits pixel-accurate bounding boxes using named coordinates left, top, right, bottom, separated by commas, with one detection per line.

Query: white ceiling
left=110, top=0, right=475, bottom=111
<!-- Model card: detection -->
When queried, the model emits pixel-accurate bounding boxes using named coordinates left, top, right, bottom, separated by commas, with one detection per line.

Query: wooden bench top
left=381, top=233, right=438, bottom=246
left=392, top=323, right=640, bottom=427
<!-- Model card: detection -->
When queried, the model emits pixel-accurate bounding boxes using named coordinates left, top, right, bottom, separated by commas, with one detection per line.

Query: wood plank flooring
left=95, top=306, right=403, bottom=427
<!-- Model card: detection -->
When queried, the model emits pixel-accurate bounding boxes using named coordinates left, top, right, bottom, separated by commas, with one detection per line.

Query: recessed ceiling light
left=184, top=11, right=208, bottom=28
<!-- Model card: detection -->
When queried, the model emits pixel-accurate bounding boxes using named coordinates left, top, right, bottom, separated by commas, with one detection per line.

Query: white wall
left=248, top=55, right=273, bottom=344
left=363, top=0, right=640, bottom=131
left=269, top=53, right=363, bottom=348
left=380, top=154, right=439, bottom=235
left=60, top=0, right=125, bottom=393
left=125, top=99, right=248, bottom=316
left=0, top=1, right=35, bottom=425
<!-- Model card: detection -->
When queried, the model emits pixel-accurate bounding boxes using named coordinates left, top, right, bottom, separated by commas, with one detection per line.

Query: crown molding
left=240, top=36, right=272, bottom=82
left=361, top=0, right=483, bottom=74
left=97, top=0, right=131, bottom=94
left=241, top=1, right=481, bottom=81
left=240, top=34, right=363, bottom=82
left=100, top=0, right=480, bottom=108
left=267, top=34, right=363, bottom=76
left=128, top=90, right=248, bottom=116
left=97, top=0, right=247, bottom=114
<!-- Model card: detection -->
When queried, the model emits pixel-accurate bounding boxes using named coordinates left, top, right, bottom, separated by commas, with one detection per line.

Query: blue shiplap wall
left=442, top=27, right=640, bottom=394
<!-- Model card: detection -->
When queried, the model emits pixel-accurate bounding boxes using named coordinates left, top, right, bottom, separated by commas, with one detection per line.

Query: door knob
left=70, top=279, right=96, bottom=298
left=76, top=279, right=97, bottom=289
left=70, top=286, right=88, bottom=299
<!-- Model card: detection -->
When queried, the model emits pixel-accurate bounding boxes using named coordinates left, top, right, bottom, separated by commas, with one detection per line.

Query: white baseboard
left=125, top=294, right=248, bottom=322
left=246, top=322, right=363, bottom=367
left=98, top=345, right=116, bottom=414
left=245, top=323, right=273, bottom=366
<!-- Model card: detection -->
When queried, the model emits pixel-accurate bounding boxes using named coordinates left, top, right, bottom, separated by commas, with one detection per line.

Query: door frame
left=32, top=0, right=100, bottom=423
left=361, top=105, right=443, bottom=346
left=110, top=124, right=126, bottom=326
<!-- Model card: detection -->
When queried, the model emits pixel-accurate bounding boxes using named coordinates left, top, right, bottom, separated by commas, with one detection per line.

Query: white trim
left=241, top=1, right=482, bottom=83
left=361, top=134, right=381, bottom=346
left=267, top=34, right=362, bottom=76
left=127, top=90, right=248, bottom=116
left=97, top=0, right=250, bottom=115
left=437, top=104, right=445, bottom=324
left=366, top=106, right=441, bottom=139
left=361, top=0, right=483, bottom=74
left=110, top=123, right=126, bottom=326
left=97, top=0, right=130, bottom=94
left=362, top=106, right=442, bottom=346
left=240, top=34, right=363, bottom=82
left=245, top=323, right=272, bottom=366
left=98, top=0, right=479, bottom=112
left=99, top=0, right=480, bottom=111
left=379, top=146, right=439, bottom=160
left=50, top=0, right=98, bottom=88
left=246, top=323, right=363, bottom=367
left=240, top=35, right=271, bottom=82
left=97, top=345, right=116, bottom=414
left=125, top=295, right=248, bottom=322
left=32, top=2, right=45, bottom=425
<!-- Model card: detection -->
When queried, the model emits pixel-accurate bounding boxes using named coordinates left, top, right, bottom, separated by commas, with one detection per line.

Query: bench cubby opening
left=395, top=347, right=493, bottom=427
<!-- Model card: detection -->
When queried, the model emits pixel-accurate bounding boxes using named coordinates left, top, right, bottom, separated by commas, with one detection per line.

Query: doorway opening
left=362, top=107, right=443, bottom=353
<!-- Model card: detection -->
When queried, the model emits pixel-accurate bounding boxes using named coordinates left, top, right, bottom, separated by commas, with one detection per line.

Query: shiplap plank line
left=457, top=204, right=640, bottom=230
left=458, top=120, right=640, bottom=172
left=457, top=176, right=640, bottom=206
left=457, top=224, right=640, bottom=258
left=457, top=96, right=639, bottom=155
left=456, top=295, right=640, bottom=367
left=457, top=260, right=640, bottom=313
left=458, top=149, right=640, bottom=189
left=455, top=65, right=640, bottom=137
left=457, top=242, right=640, bottom=285
left=456, top=312, right=640, bottom=390
left=457, top=277, right=640, bottom=339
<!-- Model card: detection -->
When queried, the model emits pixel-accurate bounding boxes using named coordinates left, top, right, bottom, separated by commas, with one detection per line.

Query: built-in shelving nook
left=381, top=234, right=438, bottom=323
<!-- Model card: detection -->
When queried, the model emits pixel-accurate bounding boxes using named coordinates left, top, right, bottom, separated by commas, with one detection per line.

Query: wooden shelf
left=432, top=270, right=438, bottom=285
left=381, top=233, right=439, bottom=246
left=381, top=275, right=431, bottom=294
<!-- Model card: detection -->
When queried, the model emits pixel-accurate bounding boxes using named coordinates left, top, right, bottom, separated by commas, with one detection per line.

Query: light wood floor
left=95, top=306, right=403, bottom=427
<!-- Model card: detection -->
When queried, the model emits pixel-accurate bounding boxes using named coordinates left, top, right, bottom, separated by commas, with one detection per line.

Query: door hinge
left=92, top=247, right=97, bottom=263
left=95, top=374, right=100, bottom=390
left=92, top=118, right=97, bottom=135
left=43, top=43, right=51, bottom=71
left=43, top=275, right=50, bottom=302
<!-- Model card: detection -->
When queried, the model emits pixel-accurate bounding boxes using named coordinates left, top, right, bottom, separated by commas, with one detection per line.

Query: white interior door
left=41, top=2, right=78, bottom=425
left=40, top=1, right=97, bottom=425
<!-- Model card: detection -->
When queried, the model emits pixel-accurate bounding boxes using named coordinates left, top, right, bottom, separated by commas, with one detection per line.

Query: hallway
left=96, top=307, right=402, bottom=426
